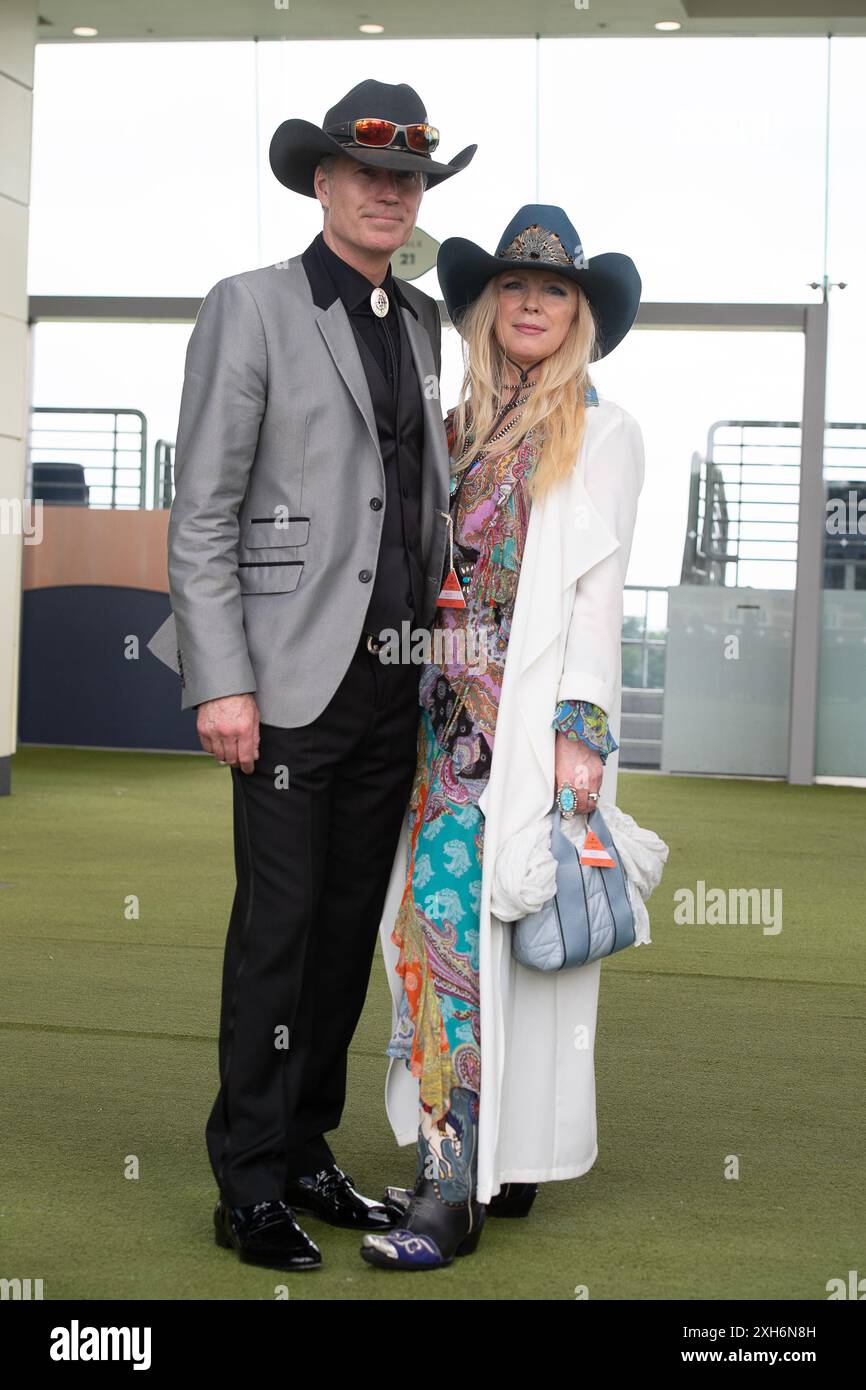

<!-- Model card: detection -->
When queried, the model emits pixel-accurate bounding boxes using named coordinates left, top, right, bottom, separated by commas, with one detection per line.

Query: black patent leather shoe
left=284, top=1163, right=396, bottom=1230
left=360, top=1178, right=486, bottom=1270
left=213, top=1198, right=321, bottom=1271
left=487, top=1181, right=538, bottom=1217
left=382, top=1185, right=413, bottom=1216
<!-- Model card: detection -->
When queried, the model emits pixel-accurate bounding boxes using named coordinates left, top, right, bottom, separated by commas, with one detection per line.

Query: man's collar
left=305, top=232, right=417, bottom=318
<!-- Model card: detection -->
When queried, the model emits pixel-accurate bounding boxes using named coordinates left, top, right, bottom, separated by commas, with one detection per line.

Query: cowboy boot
left=361, top=1086, right=485, bottom=1270
left=383, top=1179, right=539, bottom=1219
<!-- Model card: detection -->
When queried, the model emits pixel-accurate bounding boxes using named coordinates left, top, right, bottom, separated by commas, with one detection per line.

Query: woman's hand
left=555, top=731, right=602, bottom=815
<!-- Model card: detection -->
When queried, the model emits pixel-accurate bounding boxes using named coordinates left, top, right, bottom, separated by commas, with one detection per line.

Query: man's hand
left=196, top=693, right=261, bottom=773
left=555, top=731, right=603, bottom=814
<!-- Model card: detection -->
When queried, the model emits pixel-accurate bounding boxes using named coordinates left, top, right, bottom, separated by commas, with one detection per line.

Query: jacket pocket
left=244, top=515, right=310, bottom=548
left=238, top=549, right=304, bottom=594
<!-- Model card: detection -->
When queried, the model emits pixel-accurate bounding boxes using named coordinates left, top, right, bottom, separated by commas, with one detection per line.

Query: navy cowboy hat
left=437, top=203, right=642, bottom=360
left=269, top=78, right=477, bottom=198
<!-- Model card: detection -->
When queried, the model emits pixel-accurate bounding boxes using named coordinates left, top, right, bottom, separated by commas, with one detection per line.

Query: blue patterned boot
left=360, top=1087, right=485, bottom=1270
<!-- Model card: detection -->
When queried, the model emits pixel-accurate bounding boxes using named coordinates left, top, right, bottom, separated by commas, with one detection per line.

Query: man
left=147, top=79, right=476, bottom=1271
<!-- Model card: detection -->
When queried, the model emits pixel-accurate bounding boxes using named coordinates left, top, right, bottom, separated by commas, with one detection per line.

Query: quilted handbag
left=510, top=804, right=636, bottom=971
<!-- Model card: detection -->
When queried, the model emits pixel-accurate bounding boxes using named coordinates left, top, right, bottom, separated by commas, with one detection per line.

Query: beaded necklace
left=452, top=357, right=540, bottom=500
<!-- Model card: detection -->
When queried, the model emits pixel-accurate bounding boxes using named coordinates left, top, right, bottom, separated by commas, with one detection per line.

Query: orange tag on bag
left=436, top=568, right=466, bottom=608
left=579, top=828, right=616, bottom=869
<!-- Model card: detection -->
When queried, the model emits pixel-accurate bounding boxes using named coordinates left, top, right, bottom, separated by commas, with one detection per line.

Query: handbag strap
left=549, top=806, right=634, bottom=964
left=582, top=809, right=634, bottom=949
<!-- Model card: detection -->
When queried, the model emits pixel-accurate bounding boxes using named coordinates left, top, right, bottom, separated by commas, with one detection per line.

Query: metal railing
left=681, top=419, right=866, bottom=589
left=153, top=439, right=175, bottom=510
left=27, top=407, right=148, bottom=509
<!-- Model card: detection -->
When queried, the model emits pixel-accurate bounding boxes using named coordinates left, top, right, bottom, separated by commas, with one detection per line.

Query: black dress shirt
left=300, top=231, right=427, bottom=635
left=303, top=231, right=417, bottom=386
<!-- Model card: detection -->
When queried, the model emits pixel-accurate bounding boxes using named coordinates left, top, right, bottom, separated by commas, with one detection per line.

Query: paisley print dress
left=386, top=388, right=617, bottom=1123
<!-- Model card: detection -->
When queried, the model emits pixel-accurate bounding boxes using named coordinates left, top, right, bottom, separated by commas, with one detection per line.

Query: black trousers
left=205, top=635, right=422, bottom=1206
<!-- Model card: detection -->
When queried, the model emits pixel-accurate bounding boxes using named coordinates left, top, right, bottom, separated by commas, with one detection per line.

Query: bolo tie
left=370, top=284, right=399, bottom=399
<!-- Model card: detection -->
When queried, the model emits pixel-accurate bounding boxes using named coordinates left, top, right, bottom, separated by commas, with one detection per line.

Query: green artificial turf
left=1, top=748, right=863, bottom=1300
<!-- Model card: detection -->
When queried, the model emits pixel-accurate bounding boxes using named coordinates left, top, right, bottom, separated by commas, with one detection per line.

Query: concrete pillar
left=0, top=0, right=37, bottom=795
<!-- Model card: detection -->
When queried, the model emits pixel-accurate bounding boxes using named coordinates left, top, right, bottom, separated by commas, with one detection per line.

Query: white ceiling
left=34, top=0, right=866, bottom=43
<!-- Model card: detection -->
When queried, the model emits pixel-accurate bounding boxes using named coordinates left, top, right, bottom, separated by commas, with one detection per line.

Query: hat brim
left=269, top=118, right=477, bottom=197
left=437, top=237, right=642, bottom=360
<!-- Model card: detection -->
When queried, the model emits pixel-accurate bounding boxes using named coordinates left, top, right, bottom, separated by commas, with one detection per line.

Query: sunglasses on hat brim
left=325, top=118, right=440, bottom=155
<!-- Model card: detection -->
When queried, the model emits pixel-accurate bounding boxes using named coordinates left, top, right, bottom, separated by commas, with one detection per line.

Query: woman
left=362, top=205, right=645, bottom=1271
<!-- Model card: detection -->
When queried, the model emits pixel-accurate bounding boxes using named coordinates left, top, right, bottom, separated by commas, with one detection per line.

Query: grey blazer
left=147, top=256, right=451, bottom=727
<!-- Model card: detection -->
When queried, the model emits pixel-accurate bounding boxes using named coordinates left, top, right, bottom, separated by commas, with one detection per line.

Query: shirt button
left=359, top=569, right=372, bottom=582
left=401, top=486, right=409, bottom=498
left=370, top=497, right=383, bottom=510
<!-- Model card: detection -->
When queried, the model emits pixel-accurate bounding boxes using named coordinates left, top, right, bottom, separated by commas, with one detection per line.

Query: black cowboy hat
left=269, top=78, right=477, bottom=198
left=438, top=203, right=642, bottom=360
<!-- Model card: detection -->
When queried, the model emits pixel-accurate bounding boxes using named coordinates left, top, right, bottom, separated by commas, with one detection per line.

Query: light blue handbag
left=511, top=805, right=636, bottom=971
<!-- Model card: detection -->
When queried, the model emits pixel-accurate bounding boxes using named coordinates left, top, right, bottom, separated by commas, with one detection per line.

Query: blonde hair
left=449, top=273, right=599, bottom=500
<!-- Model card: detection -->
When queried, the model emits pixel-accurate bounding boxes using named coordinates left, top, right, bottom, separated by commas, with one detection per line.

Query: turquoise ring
left=556, top=783, right=578, bottom=817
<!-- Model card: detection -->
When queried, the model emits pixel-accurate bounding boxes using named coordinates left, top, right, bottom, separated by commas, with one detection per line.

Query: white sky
left=27, top=34, right=866, bottom=590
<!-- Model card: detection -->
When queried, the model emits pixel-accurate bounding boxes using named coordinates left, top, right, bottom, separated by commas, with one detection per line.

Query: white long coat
left=376, top=397, right=646, bottom=1203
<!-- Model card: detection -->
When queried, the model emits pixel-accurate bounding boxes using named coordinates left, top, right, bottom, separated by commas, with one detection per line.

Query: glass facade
left=26, top=35, right=866, bottom=780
